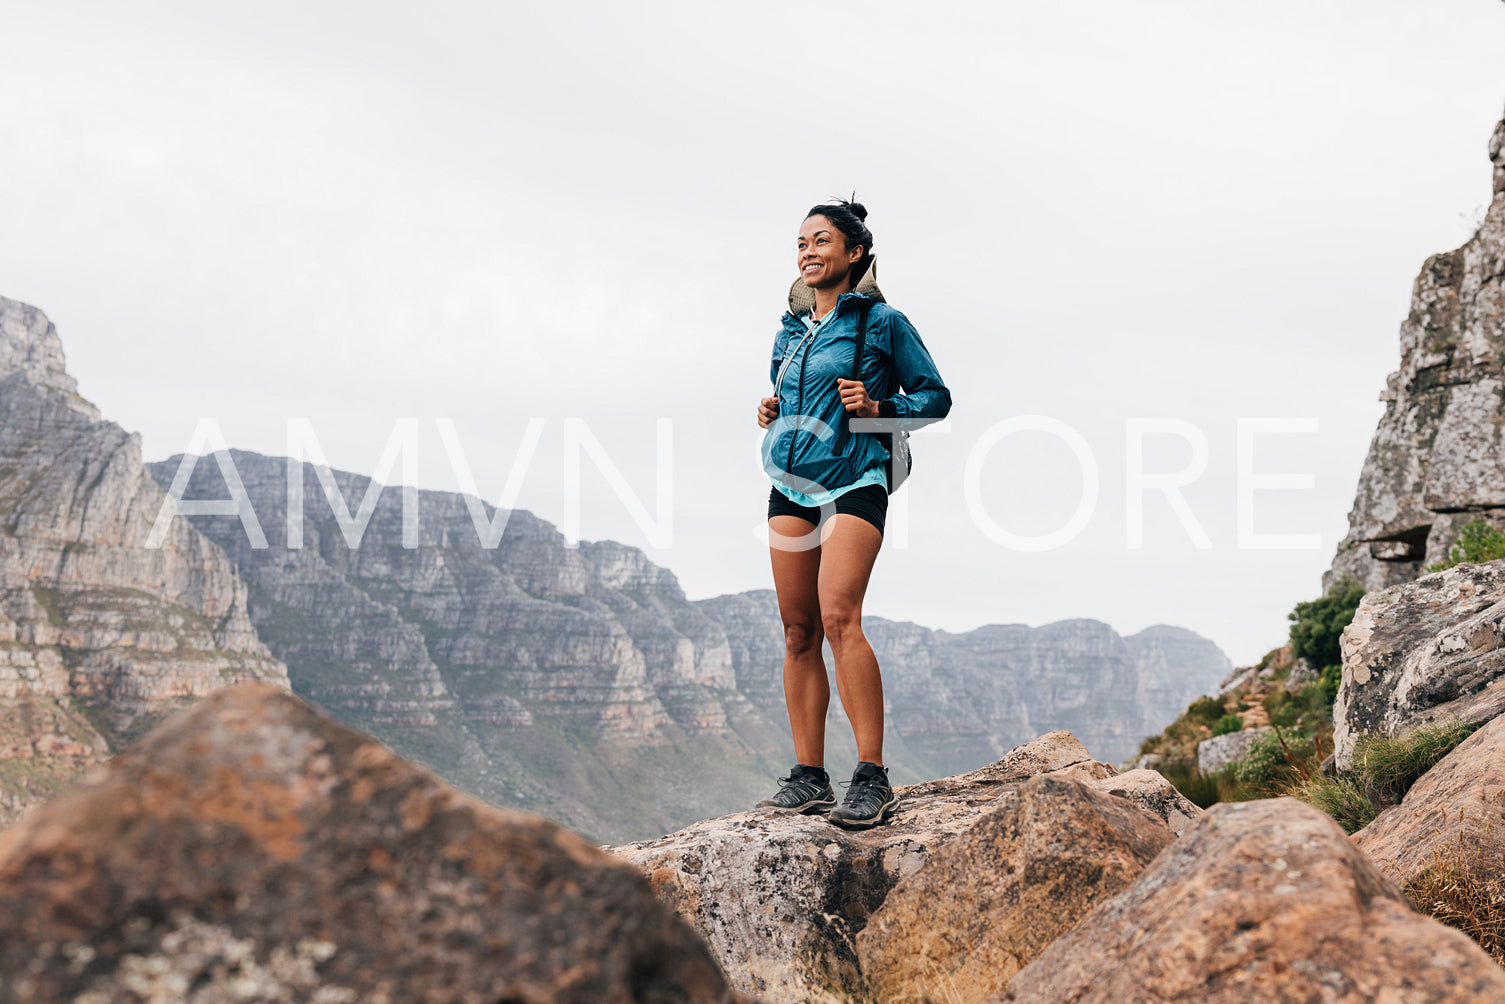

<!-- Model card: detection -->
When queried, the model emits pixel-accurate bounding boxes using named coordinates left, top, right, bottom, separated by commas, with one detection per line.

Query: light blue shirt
left=770, top=309, right=888, bottom=507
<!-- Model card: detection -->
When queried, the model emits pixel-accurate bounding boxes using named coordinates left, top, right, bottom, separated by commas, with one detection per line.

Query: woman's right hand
left=757, top=396, right=779, bottom=428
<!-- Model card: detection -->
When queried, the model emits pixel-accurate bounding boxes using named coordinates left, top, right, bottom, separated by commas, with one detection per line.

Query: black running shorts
left=766, top=482, right=888, bottom=537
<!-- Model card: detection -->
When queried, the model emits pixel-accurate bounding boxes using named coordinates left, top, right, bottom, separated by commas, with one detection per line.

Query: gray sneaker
left=756, top=764, right=837, bottom=813
left=827, top=761, right=897, bottom=829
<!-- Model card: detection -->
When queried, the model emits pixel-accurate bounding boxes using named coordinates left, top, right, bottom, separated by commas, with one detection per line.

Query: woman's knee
left=820, top=605, right=863, bottom=649
left=783, top=619, right=822, bottom=656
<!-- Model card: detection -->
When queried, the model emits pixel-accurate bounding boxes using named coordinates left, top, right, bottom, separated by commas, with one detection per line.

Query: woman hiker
left=754, top=198, right=952, bottom=829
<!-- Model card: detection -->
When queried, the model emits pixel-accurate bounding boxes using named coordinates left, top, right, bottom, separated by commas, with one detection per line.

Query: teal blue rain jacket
left=762, top=290, right=952, bottom=497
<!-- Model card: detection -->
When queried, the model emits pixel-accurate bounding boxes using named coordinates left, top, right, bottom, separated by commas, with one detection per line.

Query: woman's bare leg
left=769, top=515, right=828, bottom=767
left=817, top=514, right=885, bottom=766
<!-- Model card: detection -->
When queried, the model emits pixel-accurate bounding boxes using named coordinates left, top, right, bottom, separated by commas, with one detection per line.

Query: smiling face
left=797, top=214, right=863, bottom=291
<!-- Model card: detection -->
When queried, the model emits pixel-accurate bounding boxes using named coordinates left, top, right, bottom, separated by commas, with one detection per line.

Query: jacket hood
left=786, top=255, right=885, bottom=317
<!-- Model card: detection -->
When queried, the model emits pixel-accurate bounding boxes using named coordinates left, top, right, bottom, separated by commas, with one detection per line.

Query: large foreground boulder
left=999, top=798, right=1505, bottom=1003
left=856, top=774, right=1174, bottom=1004
left=1355, top=712, right=1505, bottom=888
left=0, top=683, right=747, bottom=1004
left=616, top=731, right=1200, bottom=1004
left=1335, top=560, right=1505, bottom=768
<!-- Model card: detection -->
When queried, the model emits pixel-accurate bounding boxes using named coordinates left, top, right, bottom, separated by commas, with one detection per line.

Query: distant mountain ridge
left=146, top=448, right=1228, bottom=839
left=699, top=590, right=1227, bottom=777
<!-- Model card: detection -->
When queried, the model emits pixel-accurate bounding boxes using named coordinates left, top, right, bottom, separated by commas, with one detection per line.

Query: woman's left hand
left=836, top=378, right=880, bottom=418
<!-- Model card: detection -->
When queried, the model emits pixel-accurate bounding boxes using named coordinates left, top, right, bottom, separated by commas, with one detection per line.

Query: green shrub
left=1263, top=682, right=1333, bottom=733
left=1426, top=520, right=1505, bottom=573
left=1353, top=719, right=1476, bottom=803
left=1211, top=714, right=1244, bottom=737
left=1234, top=728, right=1315, bottom=791
left=1185, top=695, right=1226, bottom=728
left=1282, top=720, right=1475, bottom=834
left=1285, top=772, right=1376, bottom=834
left=1318, top=662, right=1342, bottom=705
left=1288, top=577, right=1365, bottom=669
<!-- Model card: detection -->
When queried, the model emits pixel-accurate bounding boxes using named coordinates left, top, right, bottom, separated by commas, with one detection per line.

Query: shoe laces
left=839, top=774, right=888, bottom=808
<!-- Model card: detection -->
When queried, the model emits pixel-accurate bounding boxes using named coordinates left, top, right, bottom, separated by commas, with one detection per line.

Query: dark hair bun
left=803, top=196, right=875, bottom=284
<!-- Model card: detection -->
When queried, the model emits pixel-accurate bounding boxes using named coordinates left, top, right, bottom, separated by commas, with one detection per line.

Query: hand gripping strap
left=837, top=299, right=877, bottom=457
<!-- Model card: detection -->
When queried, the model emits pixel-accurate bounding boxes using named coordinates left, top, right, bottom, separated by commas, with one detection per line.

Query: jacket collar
left=781, top=290, right=871, bottom=327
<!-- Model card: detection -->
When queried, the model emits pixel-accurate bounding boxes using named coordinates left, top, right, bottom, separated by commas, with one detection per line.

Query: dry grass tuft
left=1404, top=835, right=1505, bottom=966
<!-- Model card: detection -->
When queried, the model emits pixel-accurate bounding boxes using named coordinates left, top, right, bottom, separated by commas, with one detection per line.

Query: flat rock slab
left=857, top=774, right=1174, bottom=1004
left=998, top=798, right=1505, bottom=1003
left=1355, top=712, right=1505, bottom=888
left=616, top=730, right=1200, bottom=1003
left=1197, top=727, right=1272, bottom=774
left=0, top=683, right=748, bottom=1004
left=1336, top=560, right=1505, bottom=768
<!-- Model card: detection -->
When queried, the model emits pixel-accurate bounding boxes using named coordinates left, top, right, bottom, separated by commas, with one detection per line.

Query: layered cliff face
left=1326, top=106, right=1505, bottom=592
left=698, top=591, right=1228, bottom=771
left=145, top=448, right=789, bottom=843
left=0, top=297, right=288, bottom=825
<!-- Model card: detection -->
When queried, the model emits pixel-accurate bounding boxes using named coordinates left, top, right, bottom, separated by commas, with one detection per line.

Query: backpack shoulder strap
left=851, top=298, right=875, bottom=381
left=838, top=299, right=877, bottom=456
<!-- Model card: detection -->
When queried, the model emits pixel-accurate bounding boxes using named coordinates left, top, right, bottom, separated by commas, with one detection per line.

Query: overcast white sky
left=4, top=1, right=1503, bottom=667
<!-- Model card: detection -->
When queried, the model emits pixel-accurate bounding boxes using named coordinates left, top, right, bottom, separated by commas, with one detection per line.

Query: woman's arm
left=879, top=308, right=951, bottom=423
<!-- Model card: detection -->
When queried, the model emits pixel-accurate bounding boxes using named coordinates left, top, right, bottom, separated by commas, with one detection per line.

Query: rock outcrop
left=616, top=731, right=1201, bottom=1003
left=1000, top=798, right=1505, bottom=1003
left=0, top=683, right=749, bottom=1004
left=1354, top=712, right=1505, bottom=889
left=1334, top=559, right=1505, bottom=767
left=0, top=297, right=288, bottom=826
left=856, top=773, right=1174, bottom=1004
left=1326, top=104, right=1505, bottom=593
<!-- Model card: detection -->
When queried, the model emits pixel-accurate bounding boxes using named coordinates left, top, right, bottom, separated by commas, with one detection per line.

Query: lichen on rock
left=0, top=683, right=747, bottom=1004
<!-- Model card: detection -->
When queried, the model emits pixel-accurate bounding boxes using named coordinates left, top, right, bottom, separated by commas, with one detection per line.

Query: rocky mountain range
left=145, top=448, right=1228, bottom=840
left=0, top=290, right=1230, bottom=842
left=0, top=298, right=288, bottom=825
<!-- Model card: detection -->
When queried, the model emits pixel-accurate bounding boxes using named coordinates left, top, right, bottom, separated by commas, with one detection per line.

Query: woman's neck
left=811, top=281, right=851, bottom=321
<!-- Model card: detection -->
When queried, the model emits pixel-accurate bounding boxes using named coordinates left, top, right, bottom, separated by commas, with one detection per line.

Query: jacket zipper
left=784, top=300, right=842, bottom=479
left=786, top=330, right=807, bottom=478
